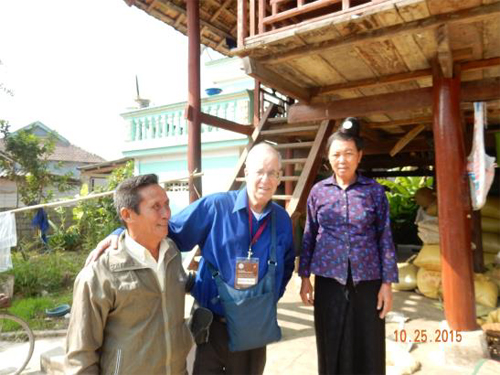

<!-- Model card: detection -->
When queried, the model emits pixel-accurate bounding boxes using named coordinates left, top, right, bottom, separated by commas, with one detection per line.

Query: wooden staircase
left=227, top=104, right=336, bottom=221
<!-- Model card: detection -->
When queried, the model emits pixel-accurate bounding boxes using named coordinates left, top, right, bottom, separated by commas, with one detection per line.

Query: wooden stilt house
left=123, top=0, right=500, bottom=331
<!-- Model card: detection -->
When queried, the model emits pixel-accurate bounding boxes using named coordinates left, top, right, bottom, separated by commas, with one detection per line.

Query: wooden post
left=472, top=211, right=485, bottom=273
left=187, top=0, right=202, bottom=203
left=237, top=0, right=248, bottom=48
left=250, top=0, right=256, bottom=36
left=258, top=0, right=265, bottom=34
left=285, top=148, right=294, bottom=209
left=253, top=79, right=261, bottom=127
left=432, top=64, right=477, bottom=331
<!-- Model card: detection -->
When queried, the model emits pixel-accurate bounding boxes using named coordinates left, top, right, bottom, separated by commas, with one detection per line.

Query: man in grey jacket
left=65, top=174, right=193, bottom=375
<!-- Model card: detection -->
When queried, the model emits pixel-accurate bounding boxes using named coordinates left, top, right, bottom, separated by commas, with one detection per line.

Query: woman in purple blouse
left=299, top=118, right=398, bottom=375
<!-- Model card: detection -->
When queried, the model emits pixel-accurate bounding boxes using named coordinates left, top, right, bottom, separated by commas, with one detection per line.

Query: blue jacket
left=169, top=189, right=295, bottom=316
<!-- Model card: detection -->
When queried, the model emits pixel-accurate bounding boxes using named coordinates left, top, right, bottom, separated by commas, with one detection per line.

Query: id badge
left=235, top=257, right=259, bottom=289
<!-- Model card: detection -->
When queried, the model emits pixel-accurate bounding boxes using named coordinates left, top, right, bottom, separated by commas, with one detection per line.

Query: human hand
left=84, top=235, right=119, bottom=266
left=300, top=277, right=314, bottom=306
left=377, top=282, right=393, bottom=319
left=0, top=293, right=11, bottom=308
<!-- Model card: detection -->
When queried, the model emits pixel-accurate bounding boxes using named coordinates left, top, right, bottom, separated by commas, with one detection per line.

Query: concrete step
left=40, top=346, right=65, bottom=375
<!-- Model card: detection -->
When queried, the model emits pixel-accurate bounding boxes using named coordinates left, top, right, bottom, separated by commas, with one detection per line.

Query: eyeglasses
left=249, top=169, right=281, bottom=180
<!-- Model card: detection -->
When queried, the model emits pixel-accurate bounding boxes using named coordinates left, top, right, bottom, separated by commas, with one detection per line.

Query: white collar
left=124, top=231, right=168, bottom=267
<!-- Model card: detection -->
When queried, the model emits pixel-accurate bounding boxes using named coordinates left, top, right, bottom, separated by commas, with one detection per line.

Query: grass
left=1, top=249, right=89, bottom=331
left=11, top=250, right=88, bottom=298
left=3, top=291, right=73, bottom=331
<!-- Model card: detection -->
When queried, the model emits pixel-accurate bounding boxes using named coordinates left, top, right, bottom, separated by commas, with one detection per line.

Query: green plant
left=6, top=291, right=73, bottom=331
left=47, top=206, right=80, bottom=252
left=70, top=161, right=134, bottom=250
left=11, top=250, right=86, bottom=298
left=377, top=175, right=433, bottom=244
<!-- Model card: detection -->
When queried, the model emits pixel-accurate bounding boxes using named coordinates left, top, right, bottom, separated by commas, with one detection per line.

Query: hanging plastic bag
left=467, top=102, right=497, bottom=211
left=0, top=211, right=16, bottom=272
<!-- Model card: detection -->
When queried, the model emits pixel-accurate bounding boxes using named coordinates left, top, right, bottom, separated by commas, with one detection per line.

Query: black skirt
left=314, top=272, right=385, bottom=375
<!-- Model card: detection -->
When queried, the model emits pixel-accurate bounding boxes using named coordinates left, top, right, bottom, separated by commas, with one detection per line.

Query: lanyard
left=247, top=203, right=270, bottom=259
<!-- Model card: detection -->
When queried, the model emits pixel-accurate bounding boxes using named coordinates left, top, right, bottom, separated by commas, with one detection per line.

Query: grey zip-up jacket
left=65, top=235, right=193, bottom=375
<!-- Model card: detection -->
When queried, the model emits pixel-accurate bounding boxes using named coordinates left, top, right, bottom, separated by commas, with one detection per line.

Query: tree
left=0, top=120, right=73, bottom=206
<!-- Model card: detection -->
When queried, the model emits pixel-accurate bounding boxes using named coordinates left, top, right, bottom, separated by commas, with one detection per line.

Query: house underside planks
left=124, top=1, right=500, bottom=153
left=230, top=0, right=500, bottom=148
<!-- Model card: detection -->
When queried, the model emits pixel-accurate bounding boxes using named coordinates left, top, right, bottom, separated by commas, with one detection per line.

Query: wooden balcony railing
left=238, top=0, right=390, bottom=48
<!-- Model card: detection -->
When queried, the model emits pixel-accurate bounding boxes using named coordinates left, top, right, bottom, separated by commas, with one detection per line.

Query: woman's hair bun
left=340, top=117, right=361, bottom=137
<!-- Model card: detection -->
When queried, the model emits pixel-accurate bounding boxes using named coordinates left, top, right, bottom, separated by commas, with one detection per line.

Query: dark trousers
left=192, top=319, right=267, bottom=375
left=314, top=274, right=385, bottom=375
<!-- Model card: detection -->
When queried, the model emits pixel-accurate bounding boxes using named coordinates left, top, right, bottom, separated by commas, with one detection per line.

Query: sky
left=0, top=0, right=213, bottom=160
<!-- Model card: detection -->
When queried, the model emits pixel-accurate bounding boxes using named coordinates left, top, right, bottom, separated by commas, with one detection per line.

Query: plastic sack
left=483, top=233, right=500, bottom=254
left=416, top=268, right=442, bottom=299
left=393, top=262, right=418, bottom=291
left=417, top=227, right=440, bottom=245
left=482, top=217, right=500, bottom=234
left=481, top=196, right=500, bottom=219
left=485, top=266, right=500, bottom=290
left=415, top=208, right=440, bottom=244
left=475, top=274, right=498, bottom=309
left=467, top=102, right=497, bottom=211
left=484, top=253, right=497, bottom=267
left=414, top=244, right=441, bottom=271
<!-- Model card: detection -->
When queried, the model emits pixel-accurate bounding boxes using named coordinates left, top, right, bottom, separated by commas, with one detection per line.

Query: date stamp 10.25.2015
left=393, top=329, right=462, bottom=343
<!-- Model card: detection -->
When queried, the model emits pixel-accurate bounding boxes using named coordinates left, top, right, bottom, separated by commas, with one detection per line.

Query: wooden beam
left=260, top=124, right=319, bottom=136
left=367, top=102, right=500, bottom=130
left=461, top=57, right=500, bottom=72
left=316, top=69, right=431, bottom=96
left=360, top=127, right=382, bottom=143
left=286, top=119, right=336, bottom=218
left=436, top=24, right=453, bottom=78
left=185, top=105, right=253, bottom=136
left=237, top=0, right=248, bottom=48
left=153, top=0, right=234, bottom=40
left=242, top=57, right=312, bottom=102
left=256, top=2, right=500, bottom=65
left=389, top=124, right=426, bottom=157
left=368, top=116, right=433, bottom=129
left=291, top=87, right=433, bottom=122
left=362, top=169, right=434, bottom=178
left=461, top=77, right=500, bottom=102
left=262, top=0, right=342, bottom=26
left=360, top=155, right=433, bottom=169
left=258, top=0, right=266, bottom=34
left=289, top=78, right=500, bottom=123
left=200, top=113, right=253, bottom=135
left=315, top=57, right=500, bottom=97
left=227, top=104, right=278, bottom=191
left=250, top=0, right=256, bottom=36
left=363, top=139, right=430, bottom=155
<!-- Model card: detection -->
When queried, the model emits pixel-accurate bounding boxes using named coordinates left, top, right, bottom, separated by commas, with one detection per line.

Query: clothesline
left=5, top=172, right=204, bottom=215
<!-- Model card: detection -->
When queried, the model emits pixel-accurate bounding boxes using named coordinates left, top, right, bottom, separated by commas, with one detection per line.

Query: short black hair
left=114, top=174, right=159, bottom=226
left=326, top=117, right=364, bottom=153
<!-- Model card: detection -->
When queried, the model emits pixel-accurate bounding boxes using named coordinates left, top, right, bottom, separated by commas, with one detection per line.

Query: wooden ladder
left=228, top=103, right=335, bottom=221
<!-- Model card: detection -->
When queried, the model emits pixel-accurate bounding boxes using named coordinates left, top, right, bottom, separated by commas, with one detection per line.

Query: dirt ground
left=1, top=273, right=495, bottom=375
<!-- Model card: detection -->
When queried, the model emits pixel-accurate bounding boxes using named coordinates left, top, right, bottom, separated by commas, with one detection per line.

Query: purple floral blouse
left=299, top=174, right=399, bottom=285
